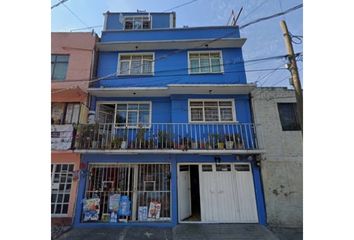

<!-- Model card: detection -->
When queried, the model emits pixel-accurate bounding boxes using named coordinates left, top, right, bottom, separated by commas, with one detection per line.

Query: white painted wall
left=251, top=87, right=303, bottom=227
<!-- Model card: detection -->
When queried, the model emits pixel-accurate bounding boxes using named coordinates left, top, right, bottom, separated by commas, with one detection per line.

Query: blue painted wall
left=95, top=48, right=246, bottom=88
left=73, top=154, right=266, bottom=227
left=105, top=12, right=173, bottom=31
left=101, top=26, right=240, bottom=42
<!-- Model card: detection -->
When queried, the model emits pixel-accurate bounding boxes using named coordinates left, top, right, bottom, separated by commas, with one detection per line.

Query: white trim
left=188, top=99, right=237, bottom=124
left=96, top=38, right=246, bottom=51
left=96, top=101, right=152, bottom=129
left=117, top=52, right=155, bottom=76
left=187, top=50, right=224, bottom=74
left=169, top=13, right=173, bottom=28
left=123, top=15, right=152, bottom=30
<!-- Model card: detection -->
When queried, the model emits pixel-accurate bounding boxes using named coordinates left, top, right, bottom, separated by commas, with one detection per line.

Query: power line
left=62, top=3, right=89, bottom=28
left=238, top=0, right=269, bottom=25
left=51, top=0, right=69, bottom=9
left=70, top=25, right=103, bottom=32
left=239, top=3, right=303, bottom=29
left=51, top=67, right=287, bottom=94
left=163, top=0, right=198, bottom=12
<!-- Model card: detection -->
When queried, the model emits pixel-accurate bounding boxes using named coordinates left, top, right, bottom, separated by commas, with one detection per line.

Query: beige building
left=251, top=87, right=303, bottom=227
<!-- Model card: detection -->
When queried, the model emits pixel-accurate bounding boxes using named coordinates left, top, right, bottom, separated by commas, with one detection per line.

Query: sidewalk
left=56, top=224, right=280, bottom=240
left=268, top=227, right=303, bottom=240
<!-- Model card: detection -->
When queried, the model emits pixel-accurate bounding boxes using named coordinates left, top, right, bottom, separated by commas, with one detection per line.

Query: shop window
left=51, top=164, right=74, bottom=215
left=51, top=54, right=69, bottom=80
left=51, top=102, right=81, bottom=124
left=82, top=163, right=171, bottom=223
left=277, top=103, right=301, bottom=131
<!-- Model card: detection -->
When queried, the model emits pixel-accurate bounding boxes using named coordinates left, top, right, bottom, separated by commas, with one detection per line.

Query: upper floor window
left=97, top=102, right=152, bottom=128
left=188, top=51, right=223, bottom=74
left=51, top=54, right=69, bottom=80
left=277, top=103, right=301, bottom=131
left=118, top=53, right=154, bottom=75
left=51, top=102, right=80, bottom=125
left=189, top=99, right=236, bottom=123
left=124, top=16, right=151, bottom=30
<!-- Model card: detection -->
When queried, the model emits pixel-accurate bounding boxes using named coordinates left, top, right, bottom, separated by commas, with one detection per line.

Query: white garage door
left=199, top=163, right=258, bottom=223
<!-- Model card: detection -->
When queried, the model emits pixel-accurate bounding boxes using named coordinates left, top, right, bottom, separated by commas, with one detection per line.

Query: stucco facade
left=51, top=32, right=98, bottom=224
left=251, top=87, right=303, bottom=227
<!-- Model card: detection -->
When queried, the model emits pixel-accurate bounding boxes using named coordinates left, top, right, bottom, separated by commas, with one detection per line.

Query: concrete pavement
left=56, top=224, right=280, bottom=240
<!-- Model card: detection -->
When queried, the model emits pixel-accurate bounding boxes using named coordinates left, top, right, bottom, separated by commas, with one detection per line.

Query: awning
left=87, top=84, right=256, bottom=97
left=51, top=87, right=88, bottom=103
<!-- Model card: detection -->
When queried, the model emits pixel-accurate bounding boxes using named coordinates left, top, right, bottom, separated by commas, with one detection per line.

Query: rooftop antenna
left=228, top=7, right=243, bottom=26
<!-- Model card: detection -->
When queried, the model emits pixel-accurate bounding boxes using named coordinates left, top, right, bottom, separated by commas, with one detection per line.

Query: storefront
left=73, top=154, right=266, bottom=227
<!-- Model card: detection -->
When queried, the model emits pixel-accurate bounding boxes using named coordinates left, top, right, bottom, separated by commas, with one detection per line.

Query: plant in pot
left=217, top=135, right=225, bottom=149
left=179, top=137, right=191, bottom=151
left=234, top=134, right=244, bottom=149
left=191, top=138, right=198, bottom=149
left=136, top=126, right=146, bottom=149
left=158, top=130, right=172, bottom=149
left=120, top=126, right=128, bottom=149
left=225, top=134, right=234, bottom=150
left=111, top=137, right=122, bottom=149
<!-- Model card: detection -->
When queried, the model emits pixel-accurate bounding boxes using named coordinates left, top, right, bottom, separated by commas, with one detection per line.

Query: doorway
left=178, top=164, right=201, bottom=222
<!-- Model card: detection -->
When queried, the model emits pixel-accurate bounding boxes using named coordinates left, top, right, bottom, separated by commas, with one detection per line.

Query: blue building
left=74, top=11, right=266, bottom=227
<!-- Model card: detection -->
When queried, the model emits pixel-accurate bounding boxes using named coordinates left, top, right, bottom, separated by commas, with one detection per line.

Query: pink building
left=51, top=32, right=98, bottom=225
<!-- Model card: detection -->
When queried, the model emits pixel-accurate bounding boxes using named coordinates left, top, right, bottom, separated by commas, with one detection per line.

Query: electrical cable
left=163, top=0, right=198, bottom=12
left=239, top=3, right=303, bottom=29
left=62, top=2, right=89, bottom=28
left=238, top=0, right=269, bottom=25
left=51, top=0, right=69, bottom=9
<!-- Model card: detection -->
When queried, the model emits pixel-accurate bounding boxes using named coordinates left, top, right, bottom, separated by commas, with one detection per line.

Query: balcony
left=73, top=123, right=263, bottom=154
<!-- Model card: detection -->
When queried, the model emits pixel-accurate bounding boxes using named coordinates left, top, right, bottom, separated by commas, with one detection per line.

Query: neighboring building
left=51, top=32, right=98, bottom=225
left=73, top=11, right=266, bottom=227
left=251, top=87, right=303, bottom=227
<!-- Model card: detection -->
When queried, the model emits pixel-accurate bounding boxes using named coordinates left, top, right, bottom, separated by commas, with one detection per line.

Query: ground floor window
left=82, top=163, right=171, bottom=223
left=51, top=164, right=74, bottom=215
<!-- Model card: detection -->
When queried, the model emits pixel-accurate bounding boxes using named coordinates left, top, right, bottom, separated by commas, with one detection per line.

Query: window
left=96, top=102, right=150, bottom=128
left=189, top=100, right=235, bottom=123
left=115, top=102, right=151, bottom=128
left=119, top=54, right=154, bottom=75
left=216, top=164, right=231, bottom=172
left=124, top=16, right=151, bottom=30
left=83, top=163, right=171, bottom=222
left=51, top=103, right=81, bottom=124
left=234, top=164, right=250, bottom=172
left=202, top=165, right=213, bottom=172
left=277, top=103, right=301, bottom=131
left=188, top=51, right=223, bottom=74
left=51, top=54, right=69, bottom=80
left=51, top=164, right=74, bottom=215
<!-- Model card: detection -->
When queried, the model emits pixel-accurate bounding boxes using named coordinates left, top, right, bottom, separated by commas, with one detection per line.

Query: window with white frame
left=102, top=102, right=152, bottom=128
left=51, top=102, right=81, bottom=124
left=51, top=164, right=74, bottom=215
left=189, top=100, right=235, bottom=122
left=124, top=16, right=151, bottom=30
left=119, top=54, right=154, bottom=75
left=189, top=51, right=223, bottom=74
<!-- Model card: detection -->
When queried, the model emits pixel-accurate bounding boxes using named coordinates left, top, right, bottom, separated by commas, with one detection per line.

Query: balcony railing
left=73, top=123, right=262, bottom=151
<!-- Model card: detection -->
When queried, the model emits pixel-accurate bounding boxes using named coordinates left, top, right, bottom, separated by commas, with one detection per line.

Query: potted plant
left=179, top=137, right=190, bottom=151
left=136, top=126, right=146, bottom=149
left=120, top=126, right=128, bottom=149
left=225, top=134, right=234, bottom=150
left=158, top=130, right=172, bottom=149
left=234, top=134, right=244, bottom=149
left=191, top=138, right=198, bottom=149
left=217, top=135, right=225, bottom=149
left=111, top=137, right=122, bottom=149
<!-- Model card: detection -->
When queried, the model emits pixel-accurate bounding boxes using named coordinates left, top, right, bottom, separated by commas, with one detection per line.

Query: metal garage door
left=199, top=163, right=258, bottom=223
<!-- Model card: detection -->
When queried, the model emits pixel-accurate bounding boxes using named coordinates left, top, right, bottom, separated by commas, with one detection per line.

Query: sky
left=51, top=0, right=303, bottom=88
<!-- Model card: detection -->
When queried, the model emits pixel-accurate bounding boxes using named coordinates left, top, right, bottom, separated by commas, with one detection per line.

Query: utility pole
left=280, top=20, right=303, bottom=134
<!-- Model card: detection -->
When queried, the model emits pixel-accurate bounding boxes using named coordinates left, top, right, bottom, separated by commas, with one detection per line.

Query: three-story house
left=73, top=11, right=266, bottom=227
